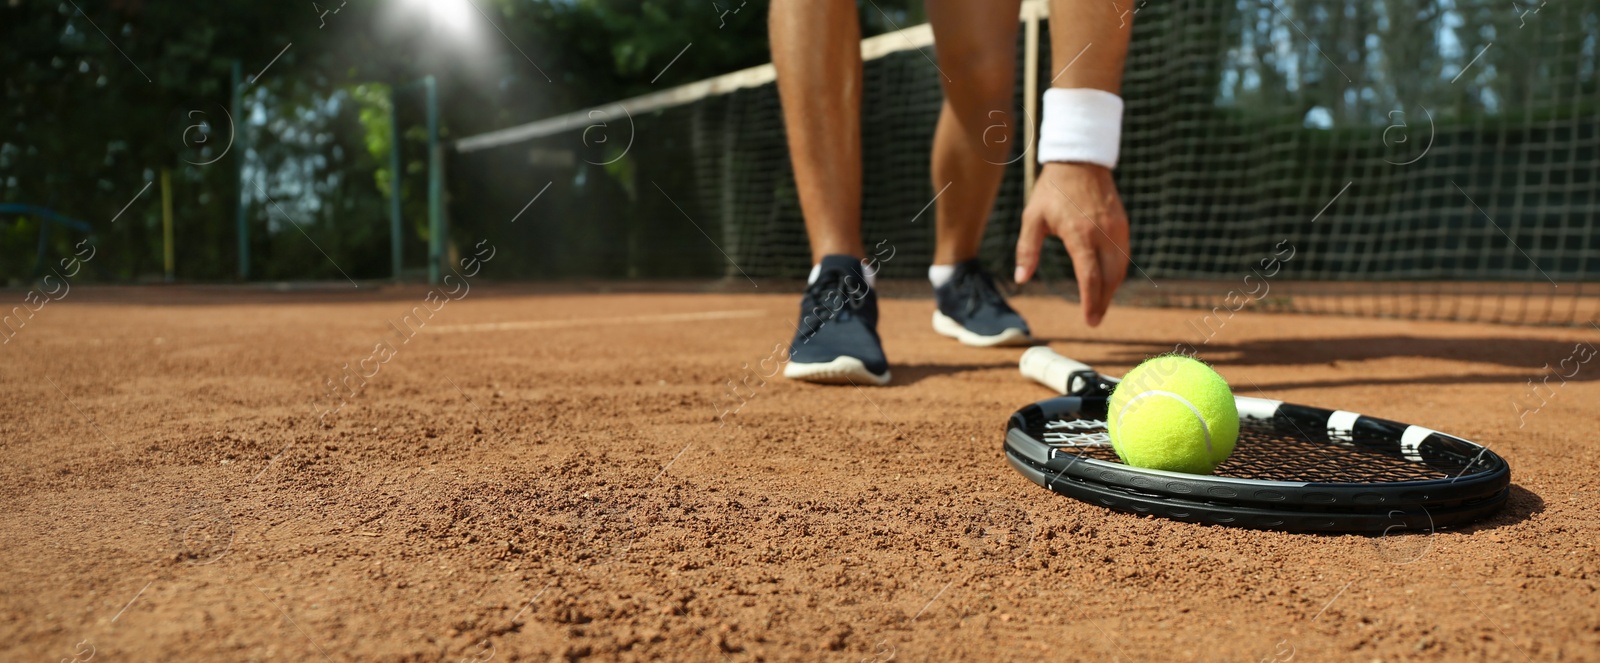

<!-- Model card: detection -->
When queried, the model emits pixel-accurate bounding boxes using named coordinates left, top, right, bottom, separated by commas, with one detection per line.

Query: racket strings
left=1042, top=419, right=1112, bottom=447
left=1037, top=416, right=1491, bottom=484
left=1221, top=421, right=1457, bottom=483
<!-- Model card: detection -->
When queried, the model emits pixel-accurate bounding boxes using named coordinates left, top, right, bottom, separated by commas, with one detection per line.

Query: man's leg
left=926, top=0, right=1023, bottom=265
left=770, top=0, right=863, bottom=262
left=771, top=0, right=890, bottom=385
left=924, top=0, right=1033, bottom=347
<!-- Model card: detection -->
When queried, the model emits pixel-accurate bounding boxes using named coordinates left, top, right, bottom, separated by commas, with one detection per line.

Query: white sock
left=808, top=262, right=877, bottom=288
left=860, top=259, right=878, bottom=289
left=928, top=264, right=956, bottom=289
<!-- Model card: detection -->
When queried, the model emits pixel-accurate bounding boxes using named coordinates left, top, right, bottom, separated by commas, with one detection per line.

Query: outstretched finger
left=1062, top=230, right=1105, bottom=327
left=1013, top=205, right=1047, bottom=284
left=1090, top=245, right=1127, bottom=325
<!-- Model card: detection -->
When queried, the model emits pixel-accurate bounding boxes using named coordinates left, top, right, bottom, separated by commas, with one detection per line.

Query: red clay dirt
left=2, top=285, right=1597, bottom=661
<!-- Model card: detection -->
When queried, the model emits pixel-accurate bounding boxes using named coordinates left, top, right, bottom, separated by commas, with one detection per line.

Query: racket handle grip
left=1020, top=346, right=1097, bottom=395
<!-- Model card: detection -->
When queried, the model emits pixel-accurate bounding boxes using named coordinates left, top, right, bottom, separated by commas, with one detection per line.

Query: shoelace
left=950, top=265, right=1009, bottom=317
left=799, top=271, right=869, bottom=335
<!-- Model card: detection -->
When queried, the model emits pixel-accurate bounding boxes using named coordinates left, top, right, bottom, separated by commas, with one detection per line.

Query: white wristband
left=1038, top=88, right=1124, bottom=170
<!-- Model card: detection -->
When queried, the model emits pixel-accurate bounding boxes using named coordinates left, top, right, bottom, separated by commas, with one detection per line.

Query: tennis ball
left=1107, top=355, right=1239, bottom=475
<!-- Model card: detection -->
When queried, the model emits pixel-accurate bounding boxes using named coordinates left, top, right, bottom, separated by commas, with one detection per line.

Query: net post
left=1021, top=0, right=1041, bottom=200
left=232, top=59, right=248, bottom=281
left=388, top=84, right=404, bottom=283
left=425, top=75, right=441, bottom=285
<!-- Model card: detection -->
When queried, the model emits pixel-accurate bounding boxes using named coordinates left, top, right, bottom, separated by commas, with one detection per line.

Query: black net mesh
left=450, top=0, right=1600, bottom=324
left=1035, top=415, right=1492, bottom=484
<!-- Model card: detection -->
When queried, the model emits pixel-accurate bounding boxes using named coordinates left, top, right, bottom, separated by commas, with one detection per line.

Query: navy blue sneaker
left=933, top=258, right=1032, bottom=347
left=783, top=255, right=891, bottom=385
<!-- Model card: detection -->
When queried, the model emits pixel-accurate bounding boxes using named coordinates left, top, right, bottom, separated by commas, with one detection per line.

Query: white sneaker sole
left=932, top=310, right=1032, bottom=347
left=783, top=356, right=891, bottom=386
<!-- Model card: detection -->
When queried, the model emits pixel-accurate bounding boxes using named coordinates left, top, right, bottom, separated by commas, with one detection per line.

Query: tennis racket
left=1007, top=348, right=1511, bottom=533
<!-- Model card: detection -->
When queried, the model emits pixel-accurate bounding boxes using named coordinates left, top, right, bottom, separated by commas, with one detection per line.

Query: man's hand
left=1014, top=162, right=1130, bottom=327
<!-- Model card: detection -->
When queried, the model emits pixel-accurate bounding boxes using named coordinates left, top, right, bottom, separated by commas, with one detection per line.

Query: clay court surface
left=4, top=285, right=1599, bottom=661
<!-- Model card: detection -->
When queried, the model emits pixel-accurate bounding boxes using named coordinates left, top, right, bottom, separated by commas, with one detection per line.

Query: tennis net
left=450, top=0, right=1600, bottom=326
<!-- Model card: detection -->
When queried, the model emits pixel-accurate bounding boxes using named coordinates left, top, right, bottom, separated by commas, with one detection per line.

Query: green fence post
left=161, top=168, right=175, bottom=282
left=389, top=84, right=404, bottom=282
left=425, top=75, right=441, bottom=285
left=233, top=60, right=248, bottom=280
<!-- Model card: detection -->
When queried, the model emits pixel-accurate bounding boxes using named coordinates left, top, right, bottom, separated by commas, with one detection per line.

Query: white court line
left=429, top=309, right=768, bottom=334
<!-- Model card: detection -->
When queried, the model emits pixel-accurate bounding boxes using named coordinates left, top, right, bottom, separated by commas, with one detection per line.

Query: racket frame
left=1008, top=395, right=1511, bottom=510
left=1005, top=443, right=1510, bottom=533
